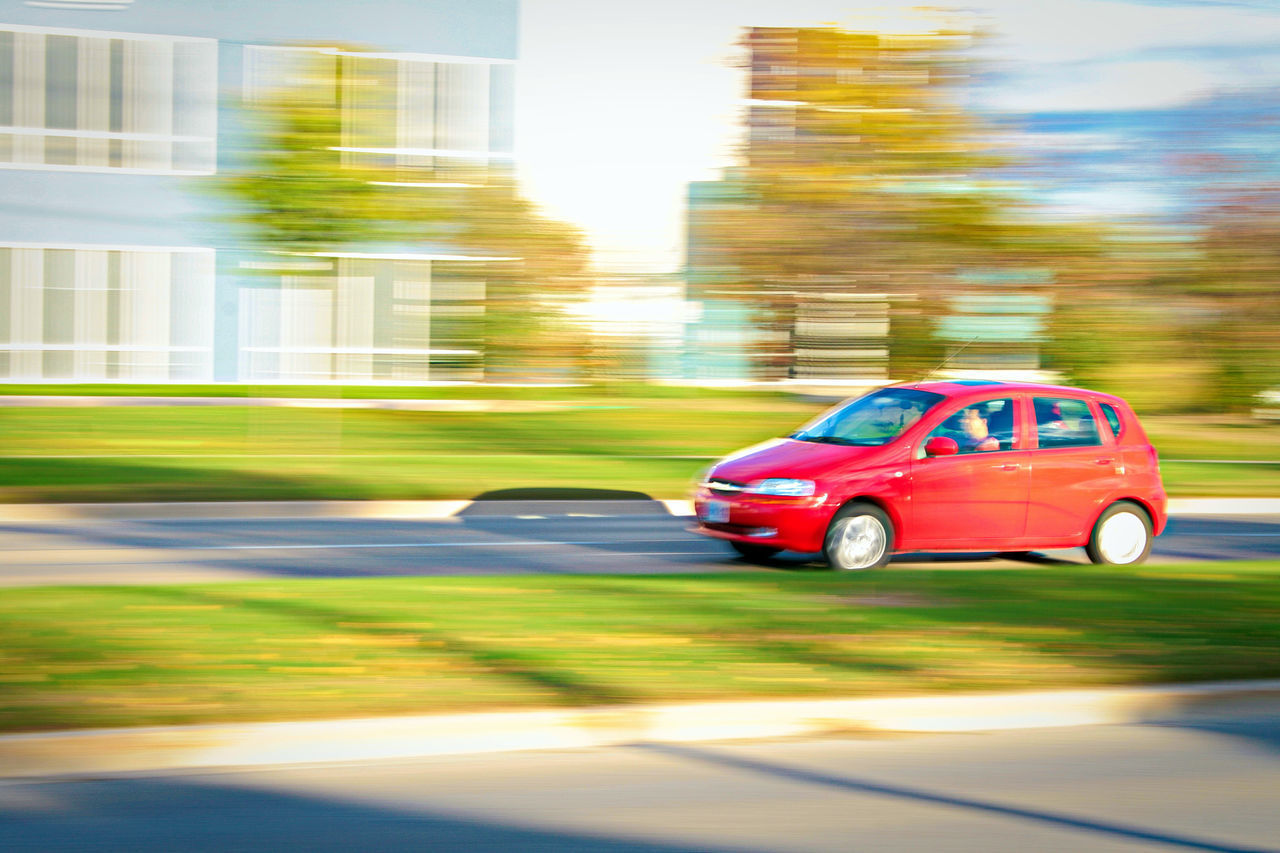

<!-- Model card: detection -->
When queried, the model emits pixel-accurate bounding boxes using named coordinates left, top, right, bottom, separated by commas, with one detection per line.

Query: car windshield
left=791, top=388, right=945, bottom=447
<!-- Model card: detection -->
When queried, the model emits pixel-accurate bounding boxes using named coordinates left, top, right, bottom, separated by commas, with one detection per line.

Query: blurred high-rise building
left=685, top=25, right=1061, bottom=386
left=0, top=0, right=516, bottom=382
left=684, top=27, right=896, bottom=386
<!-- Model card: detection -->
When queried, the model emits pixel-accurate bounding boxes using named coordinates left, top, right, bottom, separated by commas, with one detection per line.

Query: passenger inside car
left=1035, top=398, right=1101, bottom=448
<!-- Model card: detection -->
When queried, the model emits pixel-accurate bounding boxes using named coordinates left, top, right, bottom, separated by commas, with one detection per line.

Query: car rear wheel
left=729, top=541, right=782, bottom=562
left=823, top=503, right=893, bottom=571
left=1085, top=501, right=1153, bottom=566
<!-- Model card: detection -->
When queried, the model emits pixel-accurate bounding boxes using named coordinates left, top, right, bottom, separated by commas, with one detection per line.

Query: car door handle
left=994, top=463, right=1021, bottom=471
left=1094, top=458, right=1114, bottom=466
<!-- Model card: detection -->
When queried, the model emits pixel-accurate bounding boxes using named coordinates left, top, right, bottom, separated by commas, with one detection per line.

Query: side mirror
left=924, top=436, right=959, bottom=457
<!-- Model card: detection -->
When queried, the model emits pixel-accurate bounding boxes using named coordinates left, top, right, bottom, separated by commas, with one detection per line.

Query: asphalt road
left=0, top=508, right=1277, bottom=586
left=2, top=699, right=1278, bottom=852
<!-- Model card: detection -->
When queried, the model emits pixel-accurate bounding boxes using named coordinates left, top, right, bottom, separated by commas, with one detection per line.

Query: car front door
left=908, top=396, right=1030, bottom=547
left=1025, top=396, right=1123, bottom=542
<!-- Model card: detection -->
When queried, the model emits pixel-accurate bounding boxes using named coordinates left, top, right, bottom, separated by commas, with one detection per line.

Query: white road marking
left=198, top=539, right=698, bottom=551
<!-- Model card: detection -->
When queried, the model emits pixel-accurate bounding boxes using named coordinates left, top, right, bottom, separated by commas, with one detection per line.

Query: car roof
left=890, top=379, right=1124, bottom=404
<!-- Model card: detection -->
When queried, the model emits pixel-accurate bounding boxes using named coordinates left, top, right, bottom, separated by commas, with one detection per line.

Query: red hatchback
left=693, top=381, right=1167, bottom=570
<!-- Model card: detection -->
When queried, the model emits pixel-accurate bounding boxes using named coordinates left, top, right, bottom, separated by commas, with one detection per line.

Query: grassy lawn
left=0, top=393, right=1276, bottom=502
left=0, top=382, right=791, bottom=402
left=0, top=401, right=809, bottom=503
left=1, top=563, right=1278, bottom=734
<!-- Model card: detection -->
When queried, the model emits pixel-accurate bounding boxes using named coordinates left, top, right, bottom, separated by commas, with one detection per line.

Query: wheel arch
left=828, top=495, right=902, bottom=550
left=1095, top=497, right=1156, bottom=533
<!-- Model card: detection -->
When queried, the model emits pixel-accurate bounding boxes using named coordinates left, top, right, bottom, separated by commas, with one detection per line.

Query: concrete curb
left=0, top=497, right=1276, bottom=523
left=3, top=679, right=1278, bottom=779
left=1165, top=498, right=1280, bottom=515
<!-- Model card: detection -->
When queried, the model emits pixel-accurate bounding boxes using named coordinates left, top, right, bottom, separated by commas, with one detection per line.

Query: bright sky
left=516, top=0, right=1280, bottom=274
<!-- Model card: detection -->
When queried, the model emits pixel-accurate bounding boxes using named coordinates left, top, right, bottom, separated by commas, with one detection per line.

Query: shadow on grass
left=102, top=583, right=639, bottom=708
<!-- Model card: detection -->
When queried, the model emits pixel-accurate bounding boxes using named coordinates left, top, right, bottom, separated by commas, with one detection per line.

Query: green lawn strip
left=1144, top=416, right=1280, bottom=462
left=0, top=455, right=709, bottom=503
left=0, top=404, right=814, bottom=457
left=1157, top=461, right=1280, bottom=497
left=0, top=382, right=795, bottom=403
left=0, top=404, right=806, bottom=503
left=1, top=563, right=1278, bottom=734
left=1, top=406, right=1277, bottom=503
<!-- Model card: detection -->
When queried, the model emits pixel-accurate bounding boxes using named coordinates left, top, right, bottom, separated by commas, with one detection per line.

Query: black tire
left=1085, top=501, right=1153, bottom=566
left=729, top=541, right=782, bottom=562
left=823, top=503, right=893, bottom=571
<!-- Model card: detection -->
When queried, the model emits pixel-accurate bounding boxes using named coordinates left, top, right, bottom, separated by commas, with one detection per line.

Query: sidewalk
left=3, top=679, right=1278, bottom=779
left=0, top=497, right=1278, bottom=523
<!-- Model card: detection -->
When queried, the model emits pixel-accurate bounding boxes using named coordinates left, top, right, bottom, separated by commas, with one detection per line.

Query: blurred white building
left=0, top=0, right=516, bottom=383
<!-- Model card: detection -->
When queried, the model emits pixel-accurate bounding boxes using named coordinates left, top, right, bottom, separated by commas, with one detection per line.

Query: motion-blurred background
left=1, top=0, right=1277, bottom=405
left=1, top=0, right=1279, bottom=511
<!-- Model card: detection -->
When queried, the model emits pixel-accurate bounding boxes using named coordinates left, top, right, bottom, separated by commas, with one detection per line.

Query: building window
left=243, top=45, right=512, bottom=184
left=237, top=254, right=488, bottom=383
left=0, top=243, right=215, bottom=380
left=0, top=24, right=217, bottom=174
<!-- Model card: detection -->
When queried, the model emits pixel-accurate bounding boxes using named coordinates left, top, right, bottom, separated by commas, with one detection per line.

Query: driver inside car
left=959, top=407, right=1000, bottom=452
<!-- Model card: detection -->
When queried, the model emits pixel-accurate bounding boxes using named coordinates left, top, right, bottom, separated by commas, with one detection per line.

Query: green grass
left=0, top=381, right=793, bottom=402
left=2, top=563, right=1278, bottom=734
left=1145, top=415, right=1280, bottom=462
left=0, top=402, right=812, bottom=503
left=0, top=397, right=1276, bottom=502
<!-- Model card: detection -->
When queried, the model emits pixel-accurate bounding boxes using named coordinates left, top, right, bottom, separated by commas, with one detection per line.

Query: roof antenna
left=914, top=335, right=978, bottom=385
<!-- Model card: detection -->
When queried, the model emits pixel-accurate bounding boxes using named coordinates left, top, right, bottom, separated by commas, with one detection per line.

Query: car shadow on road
left=451, top=488, right=731, bottom=575
left=734, top=550, right=1085, bottom=573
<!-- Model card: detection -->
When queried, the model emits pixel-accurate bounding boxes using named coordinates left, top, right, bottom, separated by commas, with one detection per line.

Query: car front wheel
left=823, top=503, right=893, bottom=571
left=1085, top=501, right=1153, bottom=566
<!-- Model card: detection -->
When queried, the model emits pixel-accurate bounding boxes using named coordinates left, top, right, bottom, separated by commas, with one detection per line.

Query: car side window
left=926, top=398, right=1016, bottom=454
left=1100, top=403, right=1123, bottom=438
left=1034, top=397, right=1102, bottom=448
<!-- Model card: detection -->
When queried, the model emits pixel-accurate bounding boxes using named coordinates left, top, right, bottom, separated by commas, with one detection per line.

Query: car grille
left=704, top=478, right=747, bottom=495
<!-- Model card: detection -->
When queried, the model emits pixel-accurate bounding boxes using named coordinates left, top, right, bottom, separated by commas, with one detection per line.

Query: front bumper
left=691, top=490, right=830, bottom=554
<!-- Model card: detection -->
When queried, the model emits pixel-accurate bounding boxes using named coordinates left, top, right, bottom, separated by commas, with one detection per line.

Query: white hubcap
left=1098, top=511, right=1147, bottom=564
left=831, top=515, right=887, bottom=570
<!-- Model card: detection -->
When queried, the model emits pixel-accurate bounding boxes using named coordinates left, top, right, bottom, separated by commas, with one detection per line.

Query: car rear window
left=1034, top=397, right=1102, bottom=449
left=1100, top=403, right=1123, bottom=438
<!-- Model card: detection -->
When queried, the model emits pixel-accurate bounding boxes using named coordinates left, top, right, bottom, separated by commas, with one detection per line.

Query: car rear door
left=1025, top=395, right=1123, bottom=542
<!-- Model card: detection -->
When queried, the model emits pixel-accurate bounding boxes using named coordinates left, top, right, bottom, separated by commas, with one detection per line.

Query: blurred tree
left=213, top=47, right=591, bottom=381
left=447, top=182, right=595, bottom=379
left=697, top=25, right=1002, bottom=379
left=694, top=24, right=1107, bottom=381
left=1176, top=185, right=1280, bottom=411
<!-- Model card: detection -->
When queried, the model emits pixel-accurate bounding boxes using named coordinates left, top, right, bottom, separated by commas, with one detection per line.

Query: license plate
left=701, top=500, right=730, bottom=524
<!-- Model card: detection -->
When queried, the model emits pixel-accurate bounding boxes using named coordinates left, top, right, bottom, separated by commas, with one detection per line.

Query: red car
left=693, top=380, right=1167, bottom=570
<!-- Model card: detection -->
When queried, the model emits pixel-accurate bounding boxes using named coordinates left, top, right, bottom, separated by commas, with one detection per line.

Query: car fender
left=823, top=466, right=911, bottom=546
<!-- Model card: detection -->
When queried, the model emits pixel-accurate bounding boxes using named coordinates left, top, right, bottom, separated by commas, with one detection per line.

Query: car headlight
left=745, top=478, right=816, bottom=497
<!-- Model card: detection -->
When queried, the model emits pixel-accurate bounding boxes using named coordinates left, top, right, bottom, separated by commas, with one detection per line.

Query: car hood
left=710, top=438, right=887, bottom=483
